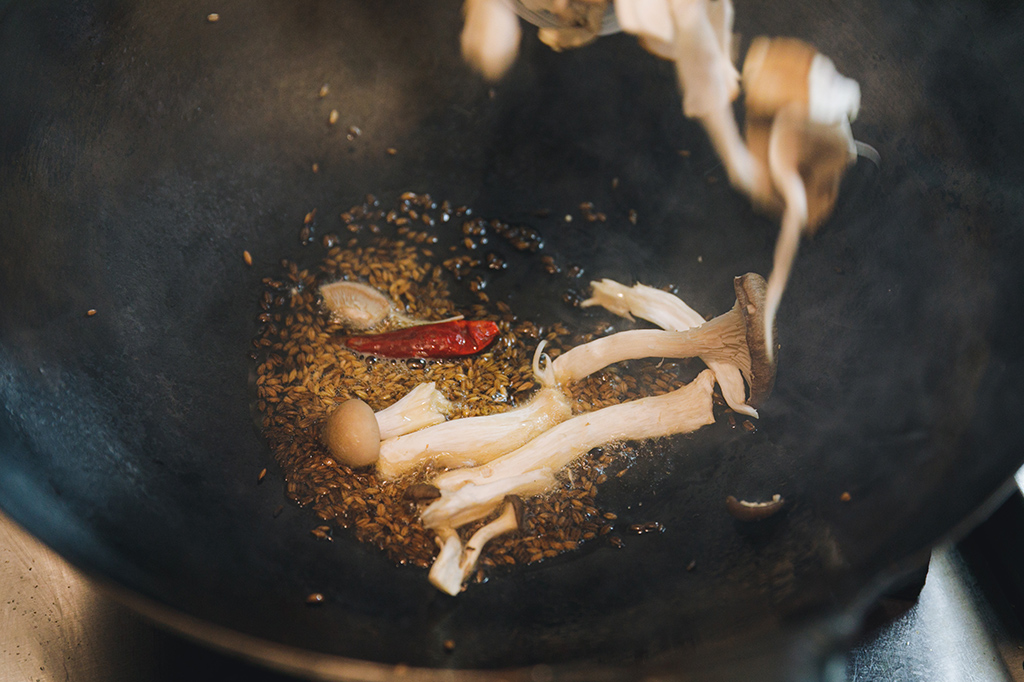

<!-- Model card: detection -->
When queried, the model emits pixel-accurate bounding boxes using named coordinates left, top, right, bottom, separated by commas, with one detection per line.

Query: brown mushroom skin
left=733, top=273, right=778, bottom=408
left=742, top=37, right=816, bottom=119
left=322, top=399, right=381, bottom=468
left=404, top=483, right=442, bottom=502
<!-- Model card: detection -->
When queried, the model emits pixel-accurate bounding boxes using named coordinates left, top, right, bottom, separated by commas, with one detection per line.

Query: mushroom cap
left=733, top=273, right=778, bottom=407
left=322, top=399, right=381, bottom=468
left=320, top=281, right=390, bottom=330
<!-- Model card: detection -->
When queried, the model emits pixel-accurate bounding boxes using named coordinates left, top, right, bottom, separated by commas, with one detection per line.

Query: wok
left=1, top=0, right=1023, bottom=679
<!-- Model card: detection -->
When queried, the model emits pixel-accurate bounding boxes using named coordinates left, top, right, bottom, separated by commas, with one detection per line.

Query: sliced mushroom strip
left=421, top=369, right=716, bottom=530
left=552, top=273, right=777, bottom=408
left=461, top=0, right=522, bottom=81
left=616, top=0, right=769, bottom=200
left=582, top=279, right=705, bottom=327
left=374, top=382, right=453, bottom=440
left=741, top=37, right=860, bottom=360
left=377, top=387, right=572, bottom=479
left=428, top=496, right=525, bottom=595
left=761, top=109, right=856, bottom=362
left=582, top=278, right=758, bottom=417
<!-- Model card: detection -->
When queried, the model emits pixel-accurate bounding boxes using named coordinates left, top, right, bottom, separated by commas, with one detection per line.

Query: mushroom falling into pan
left=458, top=1, right=865, bottom=360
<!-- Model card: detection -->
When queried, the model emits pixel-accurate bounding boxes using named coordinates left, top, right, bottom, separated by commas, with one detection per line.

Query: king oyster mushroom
left=377, top=385, right=572, bottom=479
left=378, top=273, right=773, bottom=479
left=373, top=381, right=453, bottom=438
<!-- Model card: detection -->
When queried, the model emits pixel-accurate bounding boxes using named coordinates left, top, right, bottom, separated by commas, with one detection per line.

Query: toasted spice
left=253, top=194, right=693, bottom=578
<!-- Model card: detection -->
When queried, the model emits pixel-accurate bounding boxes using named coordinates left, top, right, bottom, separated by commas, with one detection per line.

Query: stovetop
left=4, top=482, right=1024, bottom=682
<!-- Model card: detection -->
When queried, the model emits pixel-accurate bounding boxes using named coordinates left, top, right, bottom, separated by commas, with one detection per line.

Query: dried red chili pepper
left=344, top=319, right=500, bottom=359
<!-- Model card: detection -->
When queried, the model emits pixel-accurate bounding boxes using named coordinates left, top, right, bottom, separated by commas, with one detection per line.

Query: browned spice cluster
left=252, top=193, right=697, bottom=577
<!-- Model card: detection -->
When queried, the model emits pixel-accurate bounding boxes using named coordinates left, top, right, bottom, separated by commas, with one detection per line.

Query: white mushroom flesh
left=762, top=108, right=856, bottom=362
left=428, top=500, right=521, bottom=595
left=461, top=0, right=522, bottom=81
left=421, top=370, right=716, bottom=530
left=377, top=387, right=572, bottom=479
left=582, top=279, right=758, bottom=417
left=427, top=528, right=466, bottom=596
left=615, top=0, right=767, bottom=198
left=319, top=281, right=392, bottom=330
left=374, top=382, right=453, bottom=440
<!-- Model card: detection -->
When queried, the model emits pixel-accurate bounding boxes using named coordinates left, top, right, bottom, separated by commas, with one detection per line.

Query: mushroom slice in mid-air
left=582, top=278, right=758, bottom=417
left=741, top=37, right=860, bottom=359
left=461, top=0, right=523, bottom=80
left=615, top=0, right=769, bottom=201
left=530, top=0, right=611, bottom=51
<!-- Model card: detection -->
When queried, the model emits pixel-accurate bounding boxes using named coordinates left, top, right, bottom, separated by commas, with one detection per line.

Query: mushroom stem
left=615, top=0, right=770, bottom=200
left=377, top=387, right=572, bottom=479
left=421, top=369, right=716, bottom=530
left=425, top=470, right=555, bottom=531
left=461, top=0, right=522, bottom=81
left=550, top=274, right=776, bottom=410
left=582, top=279, right=758, bottom=417
left=741, top=38, right=860, bottom=362
left=763, top=129, right=807, bottom=363
left=428, top=497, right=524, bottom=595
left=374, top=382, right=453, bottom=439
left=670, top=1, right=766, bottom=198
left=551, top=315, right=741, bottom=385
left=427, top=528, right=465, bottom=596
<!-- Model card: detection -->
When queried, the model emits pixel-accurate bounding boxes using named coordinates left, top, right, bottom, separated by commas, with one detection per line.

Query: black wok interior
left=2, top=0, right=1023, bottom=678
